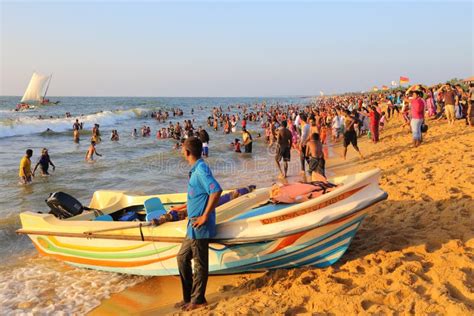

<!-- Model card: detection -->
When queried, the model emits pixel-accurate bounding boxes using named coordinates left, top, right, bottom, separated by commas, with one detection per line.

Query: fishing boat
left=16, top=72, right=59, bottom=110
left=17, top=169, right=387, bottom=276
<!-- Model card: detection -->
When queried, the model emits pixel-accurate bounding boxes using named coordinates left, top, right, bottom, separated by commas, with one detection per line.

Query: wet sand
left=91, top=117, right=474, bottom=315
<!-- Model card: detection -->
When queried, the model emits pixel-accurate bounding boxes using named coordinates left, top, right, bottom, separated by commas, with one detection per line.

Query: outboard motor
left=46, top=192, right=85, bottom=219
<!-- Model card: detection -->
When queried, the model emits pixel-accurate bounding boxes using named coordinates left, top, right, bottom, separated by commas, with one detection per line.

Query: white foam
left=0, top=108, right=148, bottom=138
left=0, top=257, right=147, bottom=314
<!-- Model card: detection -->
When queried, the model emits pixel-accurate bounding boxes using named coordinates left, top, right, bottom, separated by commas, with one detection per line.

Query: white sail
left=20, top=72, right=50, bottom=103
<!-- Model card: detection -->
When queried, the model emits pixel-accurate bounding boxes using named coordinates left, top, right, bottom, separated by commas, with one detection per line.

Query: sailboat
left=16, top=72, right=59, bottom=110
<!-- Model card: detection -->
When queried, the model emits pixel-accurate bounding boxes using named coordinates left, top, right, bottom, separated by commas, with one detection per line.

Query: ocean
left=0, top=96, right=310, bottom=313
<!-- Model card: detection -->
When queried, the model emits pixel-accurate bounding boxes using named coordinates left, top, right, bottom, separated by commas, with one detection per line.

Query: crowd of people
left=19, top=79, right=474, bottom=184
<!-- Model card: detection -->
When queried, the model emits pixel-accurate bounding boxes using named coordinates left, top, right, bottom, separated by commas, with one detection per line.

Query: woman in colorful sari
left=368, top=104, right=381, bottom=143
left=426, top=88, right=437, bottom=117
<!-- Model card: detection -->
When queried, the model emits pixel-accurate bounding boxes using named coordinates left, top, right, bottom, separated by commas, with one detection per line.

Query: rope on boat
left=139, top=223, right=144, bottom=241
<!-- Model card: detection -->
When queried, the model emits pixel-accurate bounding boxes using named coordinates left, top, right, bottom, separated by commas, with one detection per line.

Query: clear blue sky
left=1, top=1, right=472, bottom=97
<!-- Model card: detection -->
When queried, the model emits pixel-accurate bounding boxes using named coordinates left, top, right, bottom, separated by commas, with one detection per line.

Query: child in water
left=85, top=141, right=102, bottom=161
left=231, top=138, right=242, bottom=153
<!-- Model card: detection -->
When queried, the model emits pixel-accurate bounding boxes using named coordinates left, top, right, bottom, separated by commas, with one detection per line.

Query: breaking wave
left=0, top=108, right=149, bottom=138
left=0, top=256, right=147, bottom=314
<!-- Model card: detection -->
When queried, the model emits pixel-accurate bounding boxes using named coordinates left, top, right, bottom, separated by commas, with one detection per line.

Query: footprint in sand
left=449, top=187, right=462, bottom=194
left=461, top=268, right=474, bottom=289
left=425, top=241, right=442, bottom=253
left=444, top=282, right=474, bottom=308
left=420, top=193, right=432, bottom=201
left=361, top=300, right=375, bottom=311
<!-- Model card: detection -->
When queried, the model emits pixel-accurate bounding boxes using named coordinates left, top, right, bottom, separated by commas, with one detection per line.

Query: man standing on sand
left=468, top=82, right=474, bottom=126
left=19, top=149, right=33, bottom=184
left=342, top=110, right=364, bottom=160
left=275, top=120, right=292, bottom=178
left=306, top=133, right=326, bottom=180
left=442, top=84, right=457, bottom=125
left=299, top=113, right=310, bottom=174
left=176, top=137, right=222, bottom=311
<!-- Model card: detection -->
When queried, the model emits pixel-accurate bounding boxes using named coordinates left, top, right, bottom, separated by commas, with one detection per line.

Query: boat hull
left=27, top=207, right=369, bottom=276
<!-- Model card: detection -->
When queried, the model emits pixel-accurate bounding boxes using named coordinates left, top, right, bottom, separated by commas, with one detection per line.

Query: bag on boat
left=168, top=185, right=256, bottom=213
left=217, top=185, right=256, bottom=205
left=118, top=211, right=139, bottom=221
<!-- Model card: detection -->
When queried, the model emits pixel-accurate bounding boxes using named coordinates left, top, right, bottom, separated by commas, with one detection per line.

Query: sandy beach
left=91, top=117, right=473, bottom=315
left=2, top=2, right=473, bottom=315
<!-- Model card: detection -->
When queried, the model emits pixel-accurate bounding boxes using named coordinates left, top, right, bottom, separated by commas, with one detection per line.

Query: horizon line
left=0, top=95, right=318, bottom=98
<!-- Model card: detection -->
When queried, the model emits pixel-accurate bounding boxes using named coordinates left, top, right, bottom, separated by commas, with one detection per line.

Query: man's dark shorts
left=276, top=146, right=291, bottom=162
left=308, top=157, right=325, bottom=176
left=343, top=131, right=358, bottom=147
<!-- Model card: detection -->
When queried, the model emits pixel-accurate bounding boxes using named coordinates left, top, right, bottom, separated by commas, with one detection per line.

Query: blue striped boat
left=18, top=169, right=387, bottom=275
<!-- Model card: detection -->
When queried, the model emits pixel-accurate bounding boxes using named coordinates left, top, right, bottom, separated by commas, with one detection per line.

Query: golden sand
left=91, top=117, right=473, bottom=315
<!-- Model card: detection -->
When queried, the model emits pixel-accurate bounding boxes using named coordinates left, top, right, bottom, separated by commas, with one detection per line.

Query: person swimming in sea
left=85, top=141, right=102, bottom=161
left=111, top=130, right=119, bottom=141
left=232, top=138, right=242, bottom=153
left=33, top=148, right=56, bottom=176
left=92, top=124, right=101, bottom=143
left=73, top=128, right=80, bottom=143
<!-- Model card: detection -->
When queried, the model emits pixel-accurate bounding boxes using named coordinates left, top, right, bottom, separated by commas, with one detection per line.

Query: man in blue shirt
left=176, top=137, right=222, bottom=311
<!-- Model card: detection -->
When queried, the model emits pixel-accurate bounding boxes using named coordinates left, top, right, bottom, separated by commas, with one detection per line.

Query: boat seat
left=144, top=197, right=166, bottom=214
left=144, top=197, right=167, bottom=222
left=94, top=214, right=113, bottom=221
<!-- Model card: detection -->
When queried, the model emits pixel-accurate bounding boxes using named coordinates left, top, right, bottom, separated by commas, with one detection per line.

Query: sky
left=1, top=1, right=473, bottom=97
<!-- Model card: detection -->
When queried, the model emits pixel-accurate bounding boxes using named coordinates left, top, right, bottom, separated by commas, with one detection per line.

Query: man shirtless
left=275, top=120, right=292, bottom=178
left=343, top=110, right=364, bottom=160
left=73, top=119, right=81, bottom=142
left=306, top=133, right=325, bottom=180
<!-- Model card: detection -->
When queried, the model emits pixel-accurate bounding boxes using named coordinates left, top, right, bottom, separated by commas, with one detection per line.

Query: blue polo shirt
left=187, top=159, right=222, bottom=239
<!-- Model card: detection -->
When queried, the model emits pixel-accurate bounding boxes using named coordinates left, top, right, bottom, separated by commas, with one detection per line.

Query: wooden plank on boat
left=16, top=229, right=185, bottom=243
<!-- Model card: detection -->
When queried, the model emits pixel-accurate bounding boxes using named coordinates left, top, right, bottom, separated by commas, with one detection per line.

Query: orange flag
left=400, top=76, right=409, bottom=84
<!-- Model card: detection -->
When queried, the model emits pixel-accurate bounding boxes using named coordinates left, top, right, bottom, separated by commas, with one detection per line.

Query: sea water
left=0, top=96, right=309, bottom=313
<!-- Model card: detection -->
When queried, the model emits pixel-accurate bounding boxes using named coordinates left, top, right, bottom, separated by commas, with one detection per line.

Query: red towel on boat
left=270, top=181, right=338, bottom=204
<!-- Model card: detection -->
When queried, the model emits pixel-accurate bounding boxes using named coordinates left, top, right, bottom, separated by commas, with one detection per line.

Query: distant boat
left=16, top=72, right=59, bottom=111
